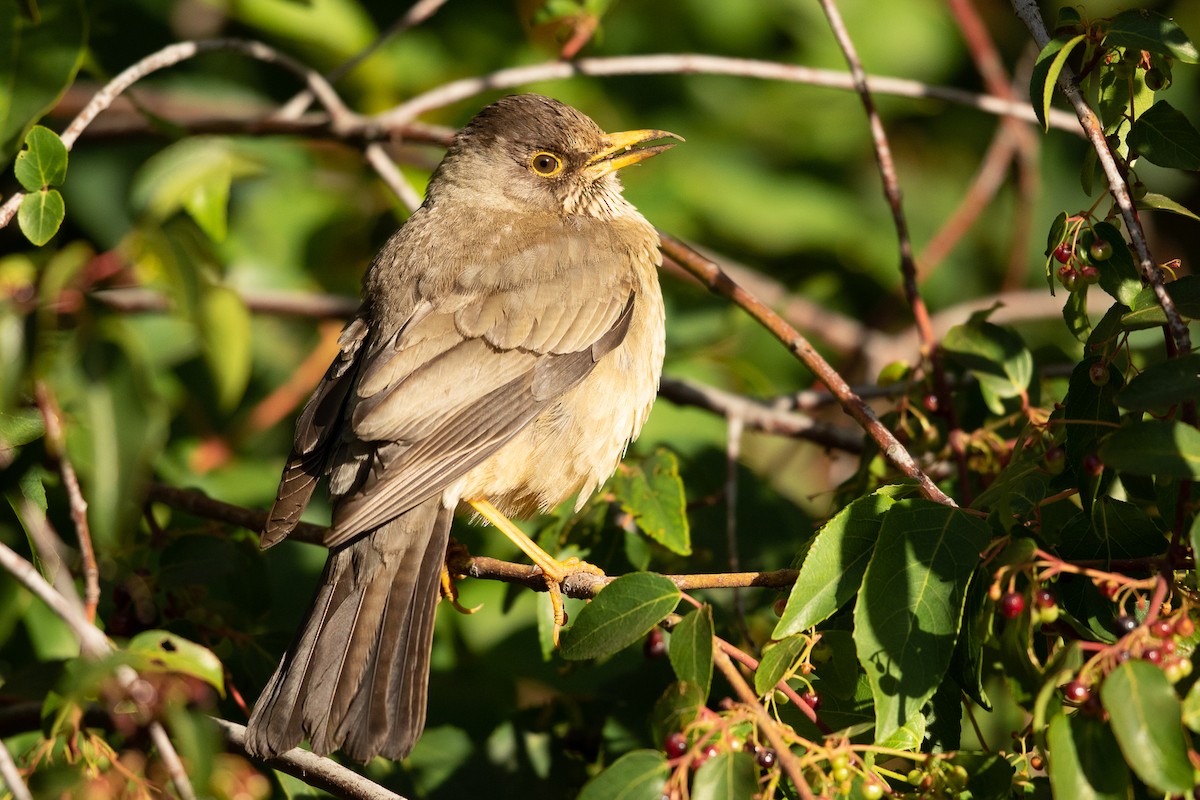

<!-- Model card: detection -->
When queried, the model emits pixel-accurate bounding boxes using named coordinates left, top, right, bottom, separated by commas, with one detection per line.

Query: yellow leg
left=468, top=497, right=603, bottom=644
left=440, top=555, right=483, bottom=615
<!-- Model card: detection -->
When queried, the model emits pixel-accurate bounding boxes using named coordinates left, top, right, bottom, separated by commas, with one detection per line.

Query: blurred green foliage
left=3, top=0, right=1200, bottom=798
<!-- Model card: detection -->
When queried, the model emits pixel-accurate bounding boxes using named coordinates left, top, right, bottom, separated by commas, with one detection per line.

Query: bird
left=244, top=93, right=679, bottom=763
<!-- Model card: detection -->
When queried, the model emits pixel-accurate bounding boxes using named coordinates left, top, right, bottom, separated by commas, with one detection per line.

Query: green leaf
left=610, top=449, right=690, bottom=556
left=773, top=491, right=893, bottom=637
left=1075, top=497, right=1167, bottom=562
left=1065, top=357, right=1123, bottom=511
left=1193, top=513, right=1200, bottom=595
left=0, top=408, right=45, bottom=448
left=1183, top=675, right=1200, bottom=733
left=1100, top=660, right=1195, bottom=794
left=1116, top=354, right=1200, bottom=412
left=754, top=634, right=809, bottom=697
left=1030, top=34, right=1087, bottom=130
left=942, top=319, right=1032, bottom=413
left=668, top=606, right=713, bottom=699
left=198, top=285, right=252, bottom=410
left=1120, top=276, right=1200, bottom=329
left=853, top=500, right=990, bottom=745
left=692, top=751, right=757, bottom=800
left=1106, top=9, right=1200, bottom=64
left=1127, top=101, right=1200, bottom=171
left=1063, top=286, right=1091, bottom=342
left=131, top=137, right=262, bottom=236
left=948, top=565, right=991, bottom=710
left=1138, top=192, right=1200, bottom=221
left=1047, top=713, right=1131, bottom=800
left=1099, top=420, right=1200, bottom=480
left=1086, top=223, right=1141, bottom=308
left=577, top=750, right=668, bottom=800
left=0, top=0, right=87, bottom=161
left=14, top=125, right=67, bottom=190
left=559, top=573, right=679, bottom=660
left=650, top=681, right=704, bottom=747
left=17, top=188, right=64, bottom=246
left=126, top=631, right=225, bottom=696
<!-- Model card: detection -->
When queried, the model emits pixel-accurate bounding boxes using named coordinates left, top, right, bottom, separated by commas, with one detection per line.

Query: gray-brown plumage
left=244, top=94, right=676, bottom=762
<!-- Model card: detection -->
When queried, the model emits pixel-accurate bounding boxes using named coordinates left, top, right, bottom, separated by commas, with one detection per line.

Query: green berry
left=1089, top=239, right=1113, bottom=261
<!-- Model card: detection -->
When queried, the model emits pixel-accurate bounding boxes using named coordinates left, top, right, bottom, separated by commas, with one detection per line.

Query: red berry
left=1000, top=592, right=1026, bottom=619
left=1080, top=265, right=1101, bottom=284
left=1063, top=680, right=1089, bottom=703
left=923, top=393, right=939, bottom=413
left=664, top=732, right=688, bottom=759
left=1089, top=362, right=1110, bottom=386
left=1176, top=617, right=1195, bottom=638
left=1152, top=620, right=1175, bottom=639
left=1144, top=647, right=1163, bottom=664
left=800, top=690, right=821, bottom=710
left=1044, top=446, right=1066, bottom=475
left=644, top=627, right=667, bottom=659
left=1054, top=243, right=1073, bottom=263
left=693, top=744, right=719, bottom=769
left=1035, top=588, right=1057, bottom=609
left=1083, top=454, right=1104, bottom=477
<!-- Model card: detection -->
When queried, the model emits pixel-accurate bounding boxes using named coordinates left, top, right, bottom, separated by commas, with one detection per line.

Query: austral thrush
left=245, top=94, right=678, bottom=762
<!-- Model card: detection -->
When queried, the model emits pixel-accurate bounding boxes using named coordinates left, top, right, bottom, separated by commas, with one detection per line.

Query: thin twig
left=365, top=142, right=424, bottom=212
left=0, top=736, right=32, bottom=800
left=1, top=38, right=364, bottom=229
left=35, top=382, right=99, bottom=622
left=1010, top=0, right=1191, bottom=357
left=214, top=719, right=407, bottom=800
left=715, top=638, right=830, bottom=735
left=713, top=648, right=815, bottom=800
left=381, top=53, right=1081, bottom=132
left=724, top=415, right=749, bottom=637
left=660, top=233, right=956, bottom=508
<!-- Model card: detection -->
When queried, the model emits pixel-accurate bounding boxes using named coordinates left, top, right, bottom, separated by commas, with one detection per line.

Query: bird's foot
left=440, top=540, right=483, bottom=615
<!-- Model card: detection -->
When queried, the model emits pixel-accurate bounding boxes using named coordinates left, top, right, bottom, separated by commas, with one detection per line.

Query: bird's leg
left=467, top=497, right=603, bottom=643
left=440, top=540, right=483, bottom=615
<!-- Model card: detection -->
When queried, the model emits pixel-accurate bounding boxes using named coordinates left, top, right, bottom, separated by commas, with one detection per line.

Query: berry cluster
left=1052, top=236, right=1109, bottom=291
left=994, top=586, right=1060, bottom=625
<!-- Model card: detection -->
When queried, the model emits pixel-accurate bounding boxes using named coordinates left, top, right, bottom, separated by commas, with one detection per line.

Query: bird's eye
left=529, top=151, right=564, bottom=177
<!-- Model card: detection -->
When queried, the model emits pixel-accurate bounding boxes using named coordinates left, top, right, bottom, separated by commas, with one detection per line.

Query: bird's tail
left=245, top=496, right=453, bottom=762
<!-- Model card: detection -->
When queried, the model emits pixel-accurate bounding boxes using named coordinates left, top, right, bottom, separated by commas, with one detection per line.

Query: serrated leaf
left=668, top=606, right=712, bottom=699
left=942, top=320, right=1032, bottom=412
left=14, top=125, right=67, bottom=190
left=1047, top=713, right=1131, bottom=800
left=559, top=572, right=679, bottom=660
left=1138, top=192, right=1200, bottom=221
left=198, top=285, right=252, bottom=410
left=1116, top=354, right=1200, bottom=412
left=1127, top=101, right=1200, bottom=171
left=692, top=751, right=757, bottom=800
left=773, top=491, right=893, bottom=638
left=1120, top=276, right=1200, bottom=329
left=1106, top=9, right=1199, bottom=64
left=577, top=750, right=668, bottom=800
left=1100, top=660, right=1195, bottom=794
left=610, top=448, right=690, bottom=555
left=126, top=631, right=225, bottom=696
left=1086, top=223, right=1141, bottom=308
left=1030, top=34, right=1087, bottom=130
left=18, top=188, right=64, bottom=246
left=1099, top=420, right=1200, bottom=480
left=853, top=500, right=990, bottom=745
left=754, top=634, right=809, bottom=697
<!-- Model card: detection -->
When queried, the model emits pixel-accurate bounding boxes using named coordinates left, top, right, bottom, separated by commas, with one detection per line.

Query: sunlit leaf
left=1100, top=661, right=1195, bottom=794
left=14, top=125, right=67, bottom=190
left=668, top=606, right=712, bottom=699
left=1106, top=9, right=1199, bottom=64
left=942, top=319, right=1032, bottom=413
left=127, top=631, right=225, bottom=696
left=1046, top=713, right=1130, bottom=800
left=1030, top=34, right=1087, bottom=130
left=774, top=491, right=892, bottom=638
left=560, top=573, right=680, bottom=660
left=577, top=750, right=668, bottom=800
left=1138, top=192, right=1200, bottom=221
left=1127, top=101, right=1200, bottom=171
left=609, top=448, right=690, bottom=556
left=18, top=188, right=65, bottom=246
left=1120, top=276, right=1200, bottom=329
left=754, top=634, right=808, bottom=697
left=692, top=751, right=757, bottom=800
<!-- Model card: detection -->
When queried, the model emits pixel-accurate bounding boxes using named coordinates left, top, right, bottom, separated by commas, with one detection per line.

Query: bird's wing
left=322, top=231, right=642, bottom=548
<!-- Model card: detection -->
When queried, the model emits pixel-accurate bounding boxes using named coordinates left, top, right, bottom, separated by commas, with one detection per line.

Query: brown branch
left=713, top=648, right=815, bottom=800
left=214, top=719, right=407, bottom=800
left=715, top=637, right=831, bottom=735
left=92, top=286, right=358, bottom=318
left=1010, top=0, right=1191, bottom=357
left=660, top=233, right=956, bottom=508
left=35, top=382, right=99, bottom=622
left=658, top=378, right=864, bottom=452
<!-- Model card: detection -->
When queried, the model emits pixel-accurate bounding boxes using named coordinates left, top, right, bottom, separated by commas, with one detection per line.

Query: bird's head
left=431, top=94, right=681, bottom=218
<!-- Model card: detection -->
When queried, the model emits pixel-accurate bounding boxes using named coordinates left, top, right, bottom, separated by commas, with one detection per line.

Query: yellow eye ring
left=529, top=151, right=564, bottom=177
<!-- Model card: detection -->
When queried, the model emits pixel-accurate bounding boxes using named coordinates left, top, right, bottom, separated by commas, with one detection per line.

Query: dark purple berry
left=757, top=748, right=777, bottom=768
left=1083, top=454, right=1104, bottom=478
left=1144, top=647, right=1163, bottom=664
left=1114, top=615, right=1138, bottom=634
left=644, top=627, right=667, bottom=659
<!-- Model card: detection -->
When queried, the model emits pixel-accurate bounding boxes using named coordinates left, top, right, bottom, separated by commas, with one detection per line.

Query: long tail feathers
left=245, top=497, right=453, bottom=762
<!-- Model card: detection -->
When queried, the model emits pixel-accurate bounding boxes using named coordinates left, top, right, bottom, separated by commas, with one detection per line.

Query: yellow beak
left=584, top=128, right=683, bottom=178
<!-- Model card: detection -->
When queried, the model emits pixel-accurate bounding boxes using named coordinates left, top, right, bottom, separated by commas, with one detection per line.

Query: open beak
left=585, top=128, right=683, bottom=178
